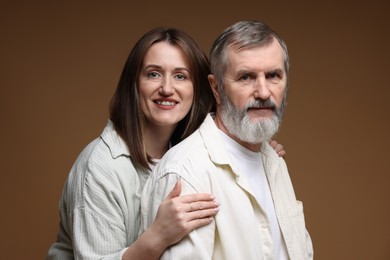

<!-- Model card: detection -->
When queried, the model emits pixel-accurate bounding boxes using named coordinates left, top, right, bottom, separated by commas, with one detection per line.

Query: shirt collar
left=200, top=113, right=281, bottom=177
left=100, top=120, right=131, bottom=159
left=199, top=113, right=231, bottom=165
left=259, top=141, right=283, bottom=187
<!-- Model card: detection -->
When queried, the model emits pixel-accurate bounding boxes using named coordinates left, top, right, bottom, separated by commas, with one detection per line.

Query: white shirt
left=219, top=129, right=288, bottom=260
left=141, top=114, right=313, bottom=260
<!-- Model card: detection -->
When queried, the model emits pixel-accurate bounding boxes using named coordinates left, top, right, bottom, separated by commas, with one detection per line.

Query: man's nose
left=253, top=77, right=271, bottom=100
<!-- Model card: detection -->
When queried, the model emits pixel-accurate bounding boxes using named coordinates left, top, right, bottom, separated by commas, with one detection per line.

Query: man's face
left=213, top=39, right=287, bottom=148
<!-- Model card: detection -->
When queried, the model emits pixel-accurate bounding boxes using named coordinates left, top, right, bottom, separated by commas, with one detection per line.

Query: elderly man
left=141, top=20, right=313, bottom=260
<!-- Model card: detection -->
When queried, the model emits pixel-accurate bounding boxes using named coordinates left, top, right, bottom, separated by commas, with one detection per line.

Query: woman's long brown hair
left=109, top=28, right=214, bottom=170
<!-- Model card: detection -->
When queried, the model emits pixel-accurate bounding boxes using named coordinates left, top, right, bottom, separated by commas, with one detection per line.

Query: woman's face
left=139, top=42, right=194, bottom=130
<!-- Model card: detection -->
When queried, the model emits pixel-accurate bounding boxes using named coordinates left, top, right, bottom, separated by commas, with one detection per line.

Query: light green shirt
left=47, top=120, right=149, bottom=259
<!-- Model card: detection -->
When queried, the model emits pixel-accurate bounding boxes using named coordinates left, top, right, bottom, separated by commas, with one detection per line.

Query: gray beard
left=220, top=96, right=282, bottom=144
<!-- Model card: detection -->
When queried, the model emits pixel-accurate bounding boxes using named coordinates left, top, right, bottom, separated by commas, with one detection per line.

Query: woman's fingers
left=277, top=146, right=286, bottom=157
left=275, top=143, right=286, bottom=157
left=269, top=139, right=286, bottom=157
left=186, top=216, right=214, bottom=231
left=165, top=180, right=216, bottom=204
left=187, top=207, right=219, bottom=220
left=269, top=139, right=278, bottom=148
left=186, top=200, right=220, bottom=212
left=178, top=193, right=216, bottom=204
left=162, top=183, right=220, bottom=234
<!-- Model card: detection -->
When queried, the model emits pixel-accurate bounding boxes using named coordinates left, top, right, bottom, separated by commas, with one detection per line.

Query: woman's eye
left=175, top=74, right=186, bottom=80
left=147, top=72, right=160, bottom=78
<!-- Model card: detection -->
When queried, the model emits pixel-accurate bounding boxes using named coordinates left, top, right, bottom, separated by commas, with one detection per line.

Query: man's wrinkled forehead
left=225, top=38, right=287, bottom=75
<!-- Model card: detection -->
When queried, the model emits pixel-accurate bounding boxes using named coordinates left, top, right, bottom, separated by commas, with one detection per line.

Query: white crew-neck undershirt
left=218, top=129, right=288, bottom=260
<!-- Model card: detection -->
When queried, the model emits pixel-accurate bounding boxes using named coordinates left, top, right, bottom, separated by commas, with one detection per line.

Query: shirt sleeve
left=306, top=229, right=314, bottom=260
left=64, top=160, right=132, bottom=260
left=71, top=207, right=128, bottom=260
left=141, top=170, right=216, bottom=260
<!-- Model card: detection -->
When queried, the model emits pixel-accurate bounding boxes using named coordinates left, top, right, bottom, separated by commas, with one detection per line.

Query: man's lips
left=247, top=106, right=274, bottom=111
left=247, top=106, right=275, bottom=116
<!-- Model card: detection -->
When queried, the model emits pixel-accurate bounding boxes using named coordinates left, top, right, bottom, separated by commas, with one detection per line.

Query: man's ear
left=208, top=74, right=221, bottom=105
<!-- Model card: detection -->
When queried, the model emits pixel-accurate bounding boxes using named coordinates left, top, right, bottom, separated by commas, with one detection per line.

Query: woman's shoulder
left=67, top=125, right=138, bottom=188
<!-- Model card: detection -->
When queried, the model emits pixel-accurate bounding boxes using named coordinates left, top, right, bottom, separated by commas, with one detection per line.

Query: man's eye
left=266, top=72, right=281, bottom=79
left=147, top=72, right=160, bottom=78
left=239, top=74, right=251, bottom=81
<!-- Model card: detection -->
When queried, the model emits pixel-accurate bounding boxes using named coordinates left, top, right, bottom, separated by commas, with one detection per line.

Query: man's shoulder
left=164, top=113, right=217, bottom=161
left=152, top=129, right=212, bottom=192
left=162, top=129, right=205, bottom=166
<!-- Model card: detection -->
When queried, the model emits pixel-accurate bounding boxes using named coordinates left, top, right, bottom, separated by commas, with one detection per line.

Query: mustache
left=245, top=99, right=277, bottom=110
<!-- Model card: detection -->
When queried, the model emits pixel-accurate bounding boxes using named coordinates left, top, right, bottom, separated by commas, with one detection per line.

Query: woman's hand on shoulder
left=152, top=180, right=220, bottom=246
left=269, top=139, right=286, bottom=157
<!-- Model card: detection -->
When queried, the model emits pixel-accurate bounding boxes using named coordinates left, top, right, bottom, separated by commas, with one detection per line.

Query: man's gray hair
left=209, top=20, right=290, bottom=89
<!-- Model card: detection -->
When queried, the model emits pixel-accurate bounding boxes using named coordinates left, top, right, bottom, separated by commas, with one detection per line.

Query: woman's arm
left=124, top=141, right=283, bottom=259
left=123, top=181, right=219, bottom=260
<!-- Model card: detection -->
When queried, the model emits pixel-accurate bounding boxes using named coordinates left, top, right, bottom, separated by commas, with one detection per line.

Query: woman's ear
left=208, top=74, right=221, bottom=105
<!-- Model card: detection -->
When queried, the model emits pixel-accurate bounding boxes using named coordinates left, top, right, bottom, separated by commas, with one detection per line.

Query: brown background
left=1, top=1, right=389, bottom=259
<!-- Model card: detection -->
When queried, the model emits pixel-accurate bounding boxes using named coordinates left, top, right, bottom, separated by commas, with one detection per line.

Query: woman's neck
left=144, top=124, right=176, bottom=159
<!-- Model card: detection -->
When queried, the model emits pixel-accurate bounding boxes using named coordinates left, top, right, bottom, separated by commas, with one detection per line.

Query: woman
left=47, top=28, right=285, bottom=259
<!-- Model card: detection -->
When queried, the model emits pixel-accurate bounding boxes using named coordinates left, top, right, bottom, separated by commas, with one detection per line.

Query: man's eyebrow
left=236, top=68, right=284, bottom=74
left=266, top=68, right=284, bottom=74
left=236, top=69, right=256, bottom=75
